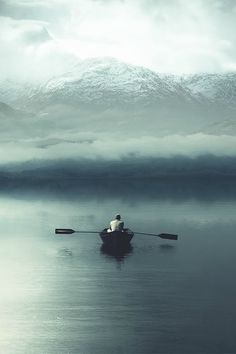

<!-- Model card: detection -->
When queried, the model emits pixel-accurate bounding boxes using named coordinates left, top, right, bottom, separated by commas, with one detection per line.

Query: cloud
left=1, top=0, right=236, bottom=78
left=1, top=133, right=236, bottom=165
left=0, top=16, right=77, bottom=80
left=0, top=0, right=67, bottom=21
left=0, top=16, right=51, bottom=43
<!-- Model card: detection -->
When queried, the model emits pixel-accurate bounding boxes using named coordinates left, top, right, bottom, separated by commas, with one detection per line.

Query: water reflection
left=159, top=244, right=175, bottom=252
left=100, top=243, right=133, bottom=263
left=2, top=177, right=236, bottom=202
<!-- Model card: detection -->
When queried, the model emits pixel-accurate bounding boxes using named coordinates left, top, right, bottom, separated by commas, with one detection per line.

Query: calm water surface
left=0, top=182, right=236, bottom=354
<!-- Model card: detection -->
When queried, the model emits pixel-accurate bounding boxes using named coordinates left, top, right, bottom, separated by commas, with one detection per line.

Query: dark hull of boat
left=99, top=228, right=134, bottom=246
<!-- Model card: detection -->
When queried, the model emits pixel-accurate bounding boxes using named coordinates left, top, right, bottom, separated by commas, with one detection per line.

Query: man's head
left=115, top=214, right=121, bottom=220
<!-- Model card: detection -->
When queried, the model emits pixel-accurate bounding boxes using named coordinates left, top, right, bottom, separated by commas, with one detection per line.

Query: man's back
left=110, top=219, right=124, bottom=232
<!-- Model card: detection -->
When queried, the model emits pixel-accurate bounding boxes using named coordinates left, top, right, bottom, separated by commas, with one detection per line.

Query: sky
left=1, top=0, right=236, bottom=80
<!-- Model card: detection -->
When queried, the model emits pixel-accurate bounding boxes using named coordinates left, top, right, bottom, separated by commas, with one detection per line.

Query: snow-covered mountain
left=0, top=101, right=27, bottom=119
left=1, top=58, right=236, bottom=110
left=26, top=57, right=196, bottom=111
left=2, top=58, right=236, bottom=108
left=0, top=101, right=18, bottom=118
left=181, top=73, right=236, bottom=107
left=0, top=80, right=38, bottom=110
left=1, top=57, right=236, bottom=135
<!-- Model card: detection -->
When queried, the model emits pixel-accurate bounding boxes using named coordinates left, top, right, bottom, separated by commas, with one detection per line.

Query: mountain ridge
left=1, top=57, right=236, bottom=108
left=0, top=57, right=236, bottom=135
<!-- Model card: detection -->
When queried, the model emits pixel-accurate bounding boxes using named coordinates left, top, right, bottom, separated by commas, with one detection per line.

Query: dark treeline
left=2, top=155, right=236, bottom=179
left=1, top=155, right=236, bottom=201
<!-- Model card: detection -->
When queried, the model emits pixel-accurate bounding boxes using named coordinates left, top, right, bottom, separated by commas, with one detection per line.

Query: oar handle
left=75, top=231, right=98, bottom=234
left=134, top=232, right=158, bottom=236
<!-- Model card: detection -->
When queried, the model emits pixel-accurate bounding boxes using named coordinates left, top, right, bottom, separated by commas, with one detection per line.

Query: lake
left=0, top=179, right=236, bottom=354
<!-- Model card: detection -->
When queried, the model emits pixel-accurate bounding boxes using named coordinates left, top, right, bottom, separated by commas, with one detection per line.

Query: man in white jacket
left=108, top=214, right=124, bottom=232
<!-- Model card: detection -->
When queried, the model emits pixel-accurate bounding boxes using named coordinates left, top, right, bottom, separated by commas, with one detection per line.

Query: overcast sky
left=1, top=0, right=236, bottom=80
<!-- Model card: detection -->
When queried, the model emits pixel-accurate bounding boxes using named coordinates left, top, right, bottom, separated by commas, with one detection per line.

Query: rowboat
left=99, top=228, right=134, bottom=246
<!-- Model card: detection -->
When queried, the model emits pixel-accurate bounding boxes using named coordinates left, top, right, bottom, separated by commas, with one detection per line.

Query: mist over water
left=1, top=181, right=236, bottom=354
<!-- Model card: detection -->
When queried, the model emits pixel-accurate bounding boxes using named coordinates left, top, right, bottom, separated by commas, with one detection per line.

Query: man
left=108, top=214, right=124, bottom=232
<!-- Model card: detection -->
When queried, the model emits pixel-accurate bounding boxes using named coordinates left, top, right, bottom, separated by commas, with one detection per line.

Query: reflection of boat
left=99, top=228, right=134, bottom=246
left=100, top=243, right=133, bottom=262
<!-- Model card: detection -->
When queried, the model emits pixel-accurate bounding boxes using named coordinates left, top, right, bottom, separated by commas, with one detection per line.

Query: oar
left=55, top=228, right=178, bottom=240
left=133, top=232, right=178, bottom=240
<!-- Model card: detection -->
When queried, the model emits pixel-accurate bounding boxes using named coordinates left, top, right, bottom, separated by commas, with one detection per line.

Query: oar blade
left=55, top=228, right=75, bottom=234
left=159, top=233, right=178, bottom=240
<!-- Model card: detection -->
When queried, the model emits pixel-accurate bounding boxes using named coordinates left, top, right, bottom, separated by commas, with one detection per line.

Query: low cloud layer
left=1, top=132, right=236, bottom=165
